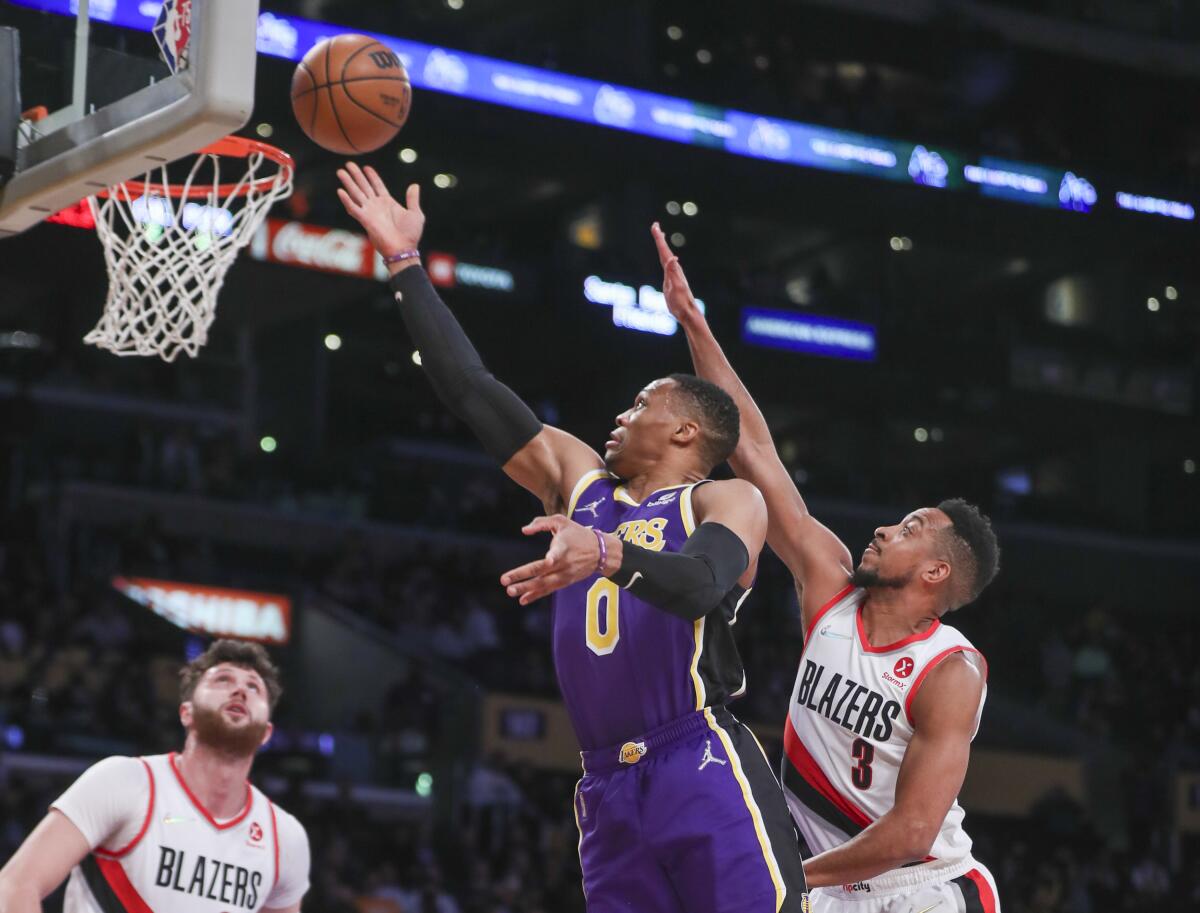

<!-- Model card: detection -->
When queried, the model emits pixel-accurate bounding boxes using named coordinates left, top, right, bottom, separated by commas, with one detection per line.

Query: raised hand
left=336, top=162, right=425, bottom=257
left=500, top=515, right=604, bottom=605
left=652, top=222, right=704, bottom=326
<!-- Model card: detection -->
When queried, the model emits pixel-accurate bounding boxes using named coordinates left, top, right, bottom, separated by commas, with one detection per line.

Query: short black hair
left=179, top=639, right=283, bottom=711
left=665, top=373, right=740, bottom=472
left=936, top=498, right=1001, bottom=610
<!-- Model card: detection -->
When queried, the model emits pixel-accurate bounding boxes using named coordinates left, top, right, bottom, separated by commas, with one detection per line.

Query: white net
left=85, top=144, right=293, bottom=362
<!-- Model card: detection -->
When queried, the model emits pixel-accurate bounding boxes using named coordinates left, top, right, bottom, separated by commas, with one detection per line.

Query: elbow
left=895, top=821, right=939, bottom=864
left=665, top=588, right=723, bottom=621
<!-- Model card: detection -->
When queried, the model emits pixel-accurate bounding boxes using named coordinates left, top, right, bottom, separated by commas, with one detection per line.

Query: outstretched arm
left=652, top=224, right=852, bottom=629
left=0, top=811, right=92, bottom=913
left=338, top=164, right=601, bottom=511
left=802, top=653, right=985, bottom=888
left=500, top=478, right=766, bottom=616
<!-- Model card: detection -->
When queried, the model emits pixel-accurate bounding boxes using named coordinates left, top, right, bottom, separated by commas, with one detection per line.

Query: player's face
left=854, top=508, right=949, bottom=589
left=182, top=662, right=273, bottom=756
left=604, top=379, right=678, bottom=477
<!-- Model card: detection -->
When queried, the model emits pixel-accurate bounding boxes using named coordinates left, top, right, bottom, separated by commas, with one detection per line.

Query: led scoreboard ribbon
left=14, top=0, right=1195, bottom=222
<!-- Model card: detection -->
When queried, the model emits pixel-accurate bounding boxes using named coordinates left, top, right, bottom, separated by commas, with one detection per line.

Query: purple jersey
left=553, top=470, right=751, bottom=750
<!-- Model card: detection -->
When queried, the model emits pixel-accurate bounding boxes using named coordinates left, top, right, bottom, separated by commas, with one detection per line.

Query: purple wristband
left=593, top=528, right=607, bottom=575
left=383, top=248, right=421, bottom=265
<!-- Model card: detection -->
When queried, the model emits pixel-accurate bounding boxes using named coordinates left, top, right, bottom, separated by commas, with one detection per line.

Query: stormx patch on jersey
left=880, top=656, right=915, bottom=690
left=795, top=659, right=902, bottom=742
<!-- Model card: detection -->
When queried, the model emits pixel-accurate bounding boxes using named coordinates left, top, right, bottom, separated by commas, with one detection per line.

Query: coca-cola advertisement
left=249, top=217, right=387, bottom=280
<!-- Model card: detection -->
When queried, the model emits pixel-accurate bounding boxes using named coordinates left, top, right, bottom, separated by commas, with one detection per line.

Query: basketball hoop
left=85, top=136, right=294, bottom=362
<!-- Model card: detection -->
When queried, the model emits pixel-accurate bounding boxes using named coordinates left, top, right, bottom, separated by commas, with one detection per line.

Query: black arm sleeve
left=609, top=522, right=749, bottom=621
left=389, top=266, right=543, bottom=464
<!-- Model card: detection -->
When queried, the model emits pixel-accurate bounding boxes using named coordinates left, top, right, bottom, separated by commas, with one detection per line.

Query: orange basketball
left=291, top=34, right=412, bottom=155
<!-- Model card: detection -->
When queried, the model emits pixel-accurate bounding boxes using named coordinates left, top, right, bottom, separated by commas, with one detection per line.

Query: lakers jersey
left=783, top=586, right=986, bottom=870
left=54, top=753, right=307, bottom=913
left=554, top=470, right=752, bottom=750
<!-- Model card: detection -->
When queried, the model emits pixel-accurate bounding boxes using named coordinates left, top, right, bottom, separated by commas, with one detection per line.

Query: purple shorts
left=574, top=707, right=810, bottom=913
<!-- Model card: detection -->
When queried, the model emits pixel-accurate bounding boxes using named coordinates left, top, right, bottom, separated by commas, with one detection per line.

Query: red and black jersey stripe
left=80, top=855, right=156, bottom=913
left=951, top=869, right=998, bottom=913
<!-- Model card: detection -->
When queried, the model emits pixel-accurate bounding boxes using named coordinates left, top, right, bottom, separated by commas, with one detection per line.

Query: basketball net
left=84, top=139, right=294, bottom=362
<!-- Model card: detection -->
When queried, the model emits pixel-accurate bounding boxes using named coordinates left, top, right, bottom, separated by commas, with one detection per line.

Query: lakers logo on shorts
left=619, top=741, right=647, bottom=764
left=800, top=892, right=811, bottom=913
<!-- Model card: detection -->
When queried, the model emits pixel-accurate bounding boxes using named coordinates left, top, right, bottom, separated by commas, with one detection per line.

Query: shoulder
left=79, top=755, right=152, bottom=788
left=269, top=801, right=310, bottom=850
left=908, top=650, right=985, bottom=729
left=691, top=478, right=765, bottom=514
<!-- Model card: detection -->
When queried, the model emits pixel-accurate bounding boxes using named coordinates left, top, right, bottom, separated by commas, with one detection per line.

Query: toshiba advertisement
left=113, top=577, right=293, bottom=645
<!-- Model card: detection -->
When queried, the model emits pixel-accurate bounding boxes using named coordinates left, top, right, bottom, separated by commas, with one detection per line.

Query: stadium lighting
left=682, top=201, right=698, bottom=216
left=399, top=147, right=418, bottom=163
left=1185, top=459, right=1196, bottom=475
left=259, top=436, right=278, bottom=453
left=1146, top=297, right=1160, bottom=312
left=666, top=201, right=681, bottom=215
left=1165, top=286, right=1178, bottom=300
left=696, top=49, right=713, bottom=64
left=324, top=333, right=342, bottom=351
left=667, top=25, right=683, bottom=40
left=255, top=122, right=274, bottom=138
left=670, top=232, right=686, bottom=247
left=415, top=772, right=434, bottom=797
left=412, top=350, right=423, bottom=366
left=913, top=427, right=929, bottom=443
left=446, top=0, right=464, bottom=9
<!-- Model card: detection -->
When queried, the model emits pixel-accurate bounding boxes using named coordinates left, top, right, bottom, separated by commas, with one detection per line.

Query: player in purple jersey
left=337, top=164, right=809, bottom=913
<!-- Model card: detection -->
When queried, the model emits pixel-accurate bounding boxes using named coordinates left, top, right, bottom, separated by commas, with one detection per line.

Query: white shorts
left=810, top=860, right=1000, bottom=913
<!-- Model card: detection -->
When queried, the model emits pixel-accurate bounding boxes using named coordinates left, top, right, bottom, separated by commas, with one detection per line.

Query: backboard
left=0, top=0, right=260, bottom=237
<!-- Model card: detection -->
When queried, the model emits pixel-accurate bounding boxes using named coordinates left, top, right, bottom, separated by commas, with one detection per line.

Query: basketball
left=290, top=34, right=411, bottom=155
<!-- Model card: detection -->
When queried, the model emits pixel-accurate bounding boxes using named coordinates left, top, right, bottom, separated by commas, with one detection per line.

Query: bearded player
left=336, top=162, right=808, bottom=913
left=654, top=225, right=1001, bottom=913
left=0, top=640, right=310, bottom=913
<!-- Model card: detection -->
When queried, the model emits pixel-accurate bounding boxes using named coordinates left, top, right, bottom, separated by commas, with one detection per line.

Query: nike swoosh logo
left=819, top=626, right=852, bottom=640
left=162, top=816, right=193, bottom=825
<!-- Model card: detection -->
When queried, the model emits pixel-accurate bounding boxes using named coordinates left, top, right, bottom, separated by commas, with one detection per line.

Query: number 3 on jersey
left=586, top=578, right=620, bottom=655
left=851, top=737, right=874, bottom=789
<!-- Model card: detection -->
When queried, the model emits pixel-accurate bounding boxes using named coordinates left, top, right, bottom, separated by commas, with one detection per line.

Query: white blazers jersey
left=783, top=586, right=987, bottom=877
left=57, top=753, right=303, bottom=913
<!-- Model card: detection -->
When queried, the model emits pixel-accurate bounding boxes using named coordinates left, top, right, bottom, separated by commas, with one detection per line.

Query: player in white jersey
left=655, top=227, right=1003, bottom=913
left=0, top=640, right=310, bottom=913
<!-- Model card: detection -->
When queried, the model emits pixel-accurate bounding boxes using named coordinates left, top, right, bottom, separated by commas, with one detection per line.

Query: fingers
left=667, top=256, right=689, bottom=287
left=521, top=515, right=567, bottom=536
left=344, top=161, right=376, bottom=199
left=335, top=188, right=363, bottom=216
left=500, top=557, right=553, bottom=587
left=651, top=221, right=674, bottom=265
left=363, top=165, right=390, bottom=199
left=405, top=183, right=422, bottom=214
left=336, top=169, right=367, bottom=208
left=505, top=572, right=572, bottom=605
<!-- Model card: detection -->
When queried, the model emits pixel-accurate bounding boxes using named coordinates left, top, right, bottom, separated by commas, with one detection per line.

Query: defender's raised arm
left=652, top=224, right=853, bottom=628
left=337, top=163, right=601, bottom=512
